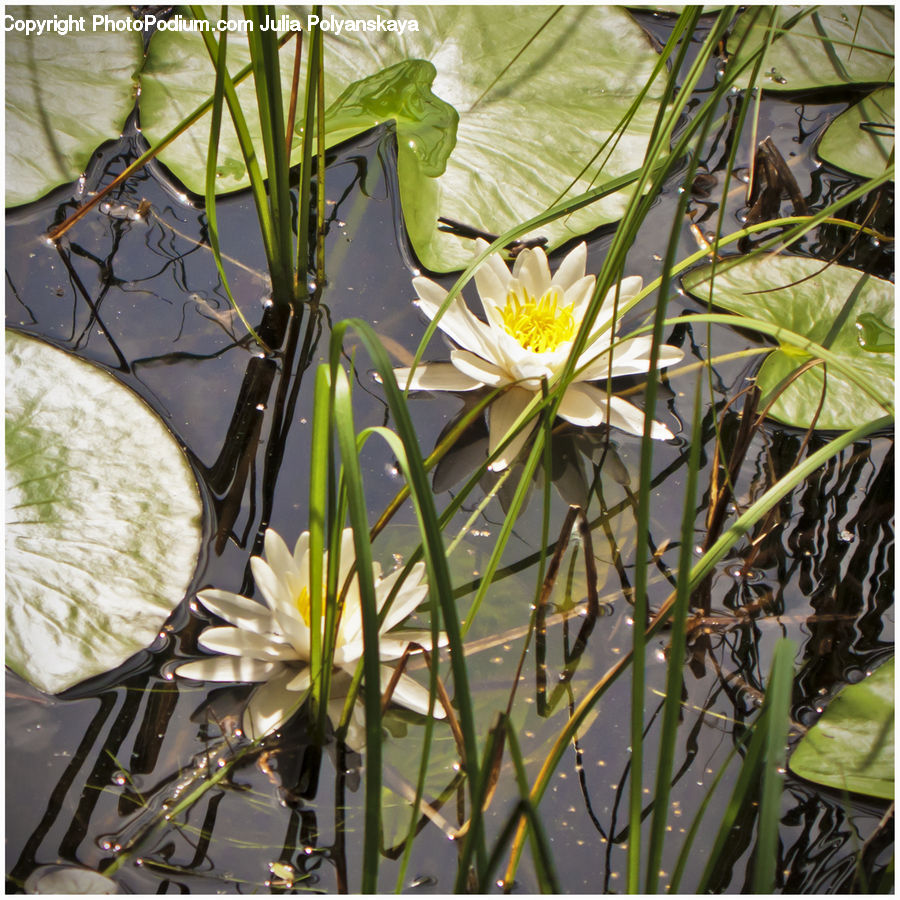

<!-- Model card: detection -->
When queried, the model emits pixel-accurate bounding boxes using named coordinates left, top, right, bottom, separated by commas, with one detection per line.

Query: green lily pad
left=727, top=6, right=894, bottom=91
left=817, top=86, right=894, bottom=179
left=6, top=331, right=203, bottom=694
left=139, top=6, right=666, bottom=272
left=5, top=6, right=142, bottom=207
left=683, top=256, right=894, bottom=429
left=789, top=658, right=893, bottom=800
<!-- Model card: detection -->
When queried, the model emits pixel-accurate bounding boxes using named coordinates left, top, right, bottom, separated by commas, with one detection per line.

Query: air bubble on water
left=112, top=770, right=128, bottom=786
left=838, top=529, right=854, bottom=543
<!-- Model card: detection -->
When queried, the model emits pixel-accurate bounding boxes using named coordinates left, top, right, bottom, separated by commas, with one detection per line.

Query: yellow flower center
left=296, top=586, right=312, bottom=627
left=500, top=287, right=576, bottom=353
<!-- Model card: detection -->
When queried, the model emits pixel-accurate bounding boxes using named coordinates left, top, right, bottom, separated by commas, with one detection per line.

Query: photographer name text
left=5, top=12, right=418, bottom=37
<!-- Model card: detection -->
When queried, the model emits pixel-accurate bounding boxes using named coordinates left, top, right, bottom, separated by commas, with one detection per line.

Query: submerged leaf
left=6, top=331, right=203, bottom=694
left=817, top=86, right=894, bottom=179
left=139, top=5, right=666, bottom=271
left=5, top=5, right=142, bottom=207
left=789, top=658, right=894, bottom=800
left=727, top=6, right=895, bottom=91
left=683, top=256, right=894, bottom=429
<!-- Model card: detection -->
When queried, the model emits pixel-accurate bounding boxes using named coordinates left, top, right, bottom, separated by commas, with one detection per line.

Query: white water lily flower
left=395, top=241, right=683, bottom=470
left=177, top=528, right=446, bottom=743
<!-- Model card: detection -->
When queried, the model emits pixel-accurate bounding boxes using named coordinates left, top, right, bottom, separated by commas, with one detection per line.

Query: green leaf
left=6, top=331, right=203, bottom=694
left=789, top=658, right=894, bottom=800
left=5, top=6, right=142, bottom=207
left=682, top=256, right=894, bottom=429
left=139, top=6, right=666, bottom=271
left=727, top=6, right=894, bottom=91
left=818, top=86, right=894, bottom=179
left=324, top=59, right=458, bottom=178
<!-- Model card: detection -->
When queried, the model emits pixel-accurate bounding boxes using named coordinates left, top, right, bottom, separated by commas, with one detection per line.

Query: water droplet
left=371, top=370, right=384, bottom=385
left=845, top=667, right=865, bottom=684
left=111, top=770, right=128, bottom=786
left=768, top=67, right=788, bottom=84
left=838, top=529, right=854, bottom=543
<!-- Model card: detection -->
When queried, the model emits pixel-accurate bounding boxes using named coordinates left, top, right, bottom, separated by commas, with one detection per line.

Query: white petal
left=559, top=384, right=673, bottom=439
left=242, top=668, right=307, bottom=740
left=251, top=556, right=311, bottom=657
left=176, top=655, right=283, bottom=683
left=557, top=382, right=612, bottom=427
left=412, top=275, right=449, bottom=307
left=198, top=626, right=297, bottom=661
left=487, top=387, right=538, bottom=471
left=379, top=629, right=447, bottom=657
left=564, top=275, right=596, bottom=315
left=293, top=530, right=310, bottom=565
left=378, top=560, right=428, bottom=631
left=333, top=639, right=365, bottom=666
left=512, top=246, right=551, bottom=299
left=263, top=528, right=294, bottom=580
left=285, top=667, right=312, bottom=691
left=602, top=336, right=684, bottom=378
left=474, top=253, right=510, bottom=307
left=449, top=349, right=510, bottom=387
left=394, top=363, right=483, bottom=392
left=614, top=275, right=644, bottom=303
left=415, top=294, right=494, bottom=360
left=264, top=528, right=303, bottom=599
left=380, top=667, right=447, bottom=719
left=337, top=527, right=358, bottom=584
left=194, top=589, right=273, bottom=632
left=250, top=556, right=292, bottom=611
left=551, top=243, right=588, bottom=291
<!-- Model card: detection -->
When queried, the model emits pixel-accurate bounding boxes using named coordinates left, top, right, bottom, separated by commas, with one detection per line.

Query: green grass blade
left=307, top=363, right=332, bottom=735
left=188, top=6, right=277, bottom=293
left=330, top=364, right=383, bottom=893
left=644, top=374, right=706, bottom=892
left=296, top=8, right=322, bottom=295
left=752, top=640, right=795, bottom=893
left=201, top=14, right=267, bottom=349
left=329, top=318, right=486, bottom=879
left=696, top=638, right=796, bottom=893
left=243, top=5, right=295, bottom=300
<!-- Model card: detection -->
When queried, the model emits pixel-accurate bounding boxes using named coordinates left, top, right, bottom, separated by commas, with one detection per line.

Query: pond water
left=6, top=9, right=894, bottom=894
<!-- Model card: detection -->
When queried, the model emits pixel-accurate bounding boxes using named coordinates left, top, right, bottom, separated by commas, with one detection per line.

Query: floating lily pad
left=6, top=331, right=203, bottom=694
left=727, top=6, right=894, bottom=91
left=24, top=865, right=118, bottom=894
left=818, top=86, right=894, bottom=179
left=683, top=256, right=894, bottom=429
left=5, top=6, right=142, bottom=207
left=789, top=658, right=894, bottom=800
left=139, top=5, right=666, bottom=271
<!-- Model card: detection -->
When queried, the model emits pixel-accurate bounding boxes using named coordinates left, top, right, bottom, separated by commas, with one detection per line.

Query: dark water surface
left=6, top=11, right=894, bottom=893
